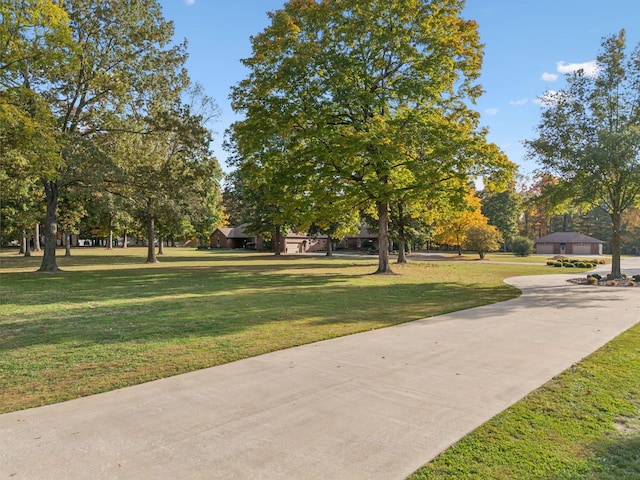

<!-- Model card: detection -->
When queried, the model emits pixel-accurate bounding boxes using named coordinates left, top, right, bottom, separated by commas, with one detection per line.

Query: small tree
left=511, top=236, right=534, bottom=257
left=464, top=224, right=503, bottom=259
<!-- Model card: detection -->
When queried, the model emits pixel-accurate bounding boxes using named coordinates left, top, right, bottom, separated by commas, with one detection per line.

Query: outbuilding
left=534, top=232, right=604, bottom=255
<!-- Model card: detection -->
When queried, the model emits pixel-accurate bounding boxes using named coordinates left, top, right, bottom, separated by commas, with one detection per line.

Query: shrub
left=546, top=261, right=556, bottom=266
left=464, top=224, right=503, bottom=259
left=633, top=274, right=640, bottom=282
left=511, top=236, right=534, bottom=257
left=598, top=259, right=606, bottom=264
left=577, top=262, right=586, bottom=268
left=553, top=262, right=563, bottom=267
left=564, top=263, right=575, bottom=268
left=587, top=276, right=598, bottom=285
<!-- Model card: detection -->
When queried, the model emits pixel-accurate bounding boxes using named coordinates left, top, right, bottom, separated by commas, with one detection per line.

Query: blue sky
left=157, top=0, right=640, bottom=179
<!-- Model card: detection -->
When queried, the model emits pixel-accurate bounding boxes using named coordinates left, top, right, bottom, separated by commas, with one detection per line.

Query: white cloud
left=509, top=98, right=527, bottom=107
left=556, top=60, right=599, bottom=77
left=542, top=72, right=559, bottom=82
left=185, top=0, right=196, bottom=5
left=484, top=107, right=498, bottom=116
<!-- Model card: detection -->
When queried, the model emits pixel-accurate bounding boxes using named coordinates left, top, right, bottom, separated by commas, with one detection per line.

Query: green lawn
left=0, top=247, right=552, bottom=413
left=5, top=247, right=636, bottom=479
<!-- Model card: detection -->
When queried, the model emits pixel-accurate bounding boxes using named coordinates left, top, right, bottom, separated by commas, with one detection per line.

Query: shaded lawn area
left=0, top=248, right=553, bottom=413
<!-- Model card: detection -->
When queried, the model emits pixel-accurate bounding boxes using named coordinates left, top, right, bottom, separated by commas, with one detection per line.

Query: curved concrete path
left=2, top=259, right=640, bottom=479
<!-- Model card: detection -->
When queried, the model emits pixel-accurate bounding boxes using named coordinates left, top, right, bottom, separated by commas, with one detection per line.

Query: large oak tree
left=230, top=0, right=513, bottom=273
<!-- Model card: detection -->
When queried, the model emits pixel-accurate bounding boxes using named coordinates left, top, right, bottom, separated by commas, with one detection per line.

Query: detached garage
left=534, top=232, right=604, bottom=255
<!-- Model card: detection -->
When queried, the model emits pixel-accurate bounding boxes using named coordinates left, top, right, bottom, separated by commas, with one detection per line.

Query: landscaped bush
left=587, top=276, right=598, bottom=285
left=546, top=258, right=602, bottom=269
left=633, top=274, right=640, bottom=282
left=511, top=236, right=534, bottom=257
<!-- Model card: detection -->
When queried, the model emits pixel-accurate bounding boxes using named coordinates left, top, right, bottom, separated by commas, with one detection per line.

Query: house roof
left=354, top=226, right=377, bottom=238
left=534, top=232, right=604, bottom=244
left=213, top=225, right=250, bottom=239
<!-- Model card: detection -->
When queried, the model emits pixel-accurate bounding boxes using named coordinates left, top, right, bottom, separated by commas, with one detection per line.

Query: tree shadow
left=579, top=434, right=640, bottom=479
left=1, top=267, right=508, bottom=351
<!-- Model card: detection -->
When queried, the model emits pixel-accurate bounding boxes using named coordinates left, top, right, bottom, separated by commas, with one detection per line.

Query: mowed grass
left=0, top=247, right=553, bottom=413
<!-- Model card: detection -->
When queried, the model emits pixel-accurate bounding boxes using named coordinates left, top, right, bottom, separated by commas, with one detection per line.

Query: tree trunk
left=274, top=225, right=282, bottom=256
left=396, top=202, right=407, bottom=264
left=23, top=230, right=31, bottom=257
left=64, top=231, right=71, bottom=257
left=146, top=214, right=158, bottom=263
left=34, top=223, right=41, bottom=251
left=375, top=201, right=393, bottom=274
left=122, top=230, right=128, bottom=248
left=326, top=234, right=333, bottom=257
left=158, top=236, right=165, bottom=255
left=39, top=181, right=61, bottom=272
left=610, top=212, right=622, bottom=278
left=107, top=214, right=114, bottom=250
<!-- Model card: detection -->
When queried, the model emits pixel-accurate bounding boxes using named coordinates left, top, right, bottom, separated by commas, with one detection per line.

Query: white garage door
left=572, top=244, right=592, bottom=255
left=536, top=244, right=553, bottom=254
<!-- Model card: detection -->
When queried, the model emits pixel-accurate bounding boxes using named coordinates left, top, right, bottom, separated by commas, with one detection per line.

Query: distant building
left=534, top=232, right=603, bottom=255
left=210, top=226, right=327, bottom=252
left=210, top=225, right=376, bottom=253
left=210, top=226, right=254, bottom=249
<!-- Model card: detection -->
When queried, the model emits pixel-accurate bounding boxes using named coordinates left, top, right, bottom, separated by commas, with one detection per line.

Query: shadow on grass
left=582, top=435, right=640, bottom=479
left=1, top=263, right=509, bottom=351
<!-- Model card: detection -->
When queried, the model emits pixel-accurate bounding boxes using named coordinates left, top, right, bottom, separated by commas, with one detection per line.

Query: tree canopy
left=1, top=0, right=222, bottom=268
left=526, top=30, right=640, bottom=278
left=229, top=0, right=514, bottom=273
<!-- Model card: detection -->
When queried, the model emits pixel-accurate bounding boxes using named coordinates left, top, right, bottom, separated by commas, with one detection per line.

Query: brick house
left=210, top=226, right=255, bottom=249
left=534, top=232, right=604, bottom=255
left=210, top=225, right=376, bottom=253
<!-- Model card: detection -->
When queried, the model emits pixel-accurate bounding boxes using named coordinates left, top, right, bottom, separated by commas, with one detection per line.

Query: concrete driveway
left=2, top=259, right=639, bottom=479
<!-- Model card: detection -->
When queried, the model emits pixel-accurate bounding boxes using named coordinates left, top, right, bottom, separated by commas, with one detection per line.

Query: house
left=210, top=225, right=377, bottom=253
left=338, top=226, right=379, bottom=250
left=534, top=232, right=604, bottom=255
left=210, top=226, right=327, bottom=252
left=210, top=226, right=254, bottom=249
